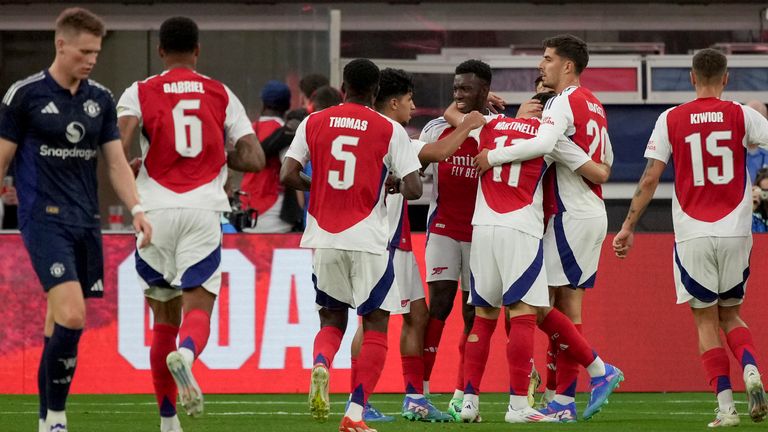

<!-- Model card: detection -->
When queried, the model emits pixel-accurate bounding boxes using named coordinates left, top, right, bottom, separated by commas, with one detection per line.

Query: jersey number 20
left=172, top=99, right=203, bottom=158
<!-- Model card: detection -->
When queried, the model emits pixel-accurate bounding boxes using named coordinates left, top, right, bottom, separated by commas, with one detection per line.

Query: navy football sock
left=38, top=336, right=50, bottom=420
left=46, top=323, right=82, bottom=411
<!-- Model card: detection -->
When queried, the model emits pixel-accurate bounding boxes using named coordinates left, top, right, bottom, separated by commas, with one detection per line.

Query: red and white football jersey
left=419, top=118, right=481, bottom=242
left=285, top=103, right=421, bottom=253
left=473, top=117, right=548, bottom=237
left=117, top=67, right=253, bottom=211
left=240, top=116, right=284, bottom=214
left=645, top=98, right=768, bottom=241
left=542, top=86, right=613, bottom=218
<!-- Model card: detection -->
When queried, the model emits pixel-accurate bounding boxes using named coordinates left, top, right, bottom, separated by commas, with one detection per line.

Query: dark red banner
left=0, top=233, right=765, bottom=394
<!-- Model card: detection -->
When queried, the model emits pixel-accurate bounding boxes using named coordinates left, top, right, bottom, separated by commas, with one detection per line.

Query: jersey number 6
left=172, top=99, right=203, bottom=158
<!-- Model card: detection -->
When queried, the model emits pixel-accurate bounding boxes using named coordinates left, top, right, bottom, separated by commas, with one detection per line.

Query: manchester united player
left=418, top=59, right=492, bottom=420
left=281, top=59, right=423, bottom=432
left=474, top=34, right=622, bottom=422
left=117, top=16, right=264, bottom=432
left=614, top=48, right=768, bottom=427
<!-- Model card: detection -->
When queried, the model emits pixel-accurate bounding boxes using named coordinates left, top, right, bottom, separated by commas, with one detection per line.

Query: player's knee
left=405, top=305, right=429, bottom=330
left=56, top=308, right=86, bottom=329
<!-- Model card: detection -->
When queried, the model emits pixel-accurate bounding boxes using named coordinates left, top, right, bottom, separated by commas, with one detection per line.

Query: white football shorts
left=673, top=236, right=751, bottom=309
left=312, top=248, right=395, bottom=316
left=136, top=208, right=223, bottom=302
left=543, top=212, right=607, bottom=288
left=425, top=232, right=471, bottom=291
left=468, top=225, right=549, bottom=308
left=381, top=249, right=426, bottom=315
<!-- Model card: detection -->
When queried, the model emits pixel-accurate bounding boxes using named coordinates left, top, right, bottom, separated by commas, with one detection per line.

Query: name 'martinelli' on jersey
left=162, top=81, right=205, bottom=94
left=690, top=111, right=724, bottom=124
left=493, top=120, right=539, bottom=135
left=328, top=116, right=368, bottom=131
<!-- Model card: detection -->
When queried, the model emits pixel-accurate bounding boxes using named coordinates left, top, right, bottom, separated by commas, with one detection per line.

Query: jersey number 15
left=685, top=131, right=734, bottom=186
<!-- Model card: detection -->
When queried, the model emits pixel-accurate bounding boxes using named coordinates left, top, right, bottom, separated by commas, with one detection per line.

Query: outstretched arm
left=612, top=158, right=666, bottom=258
left=418, top=111, right=485, bottom=163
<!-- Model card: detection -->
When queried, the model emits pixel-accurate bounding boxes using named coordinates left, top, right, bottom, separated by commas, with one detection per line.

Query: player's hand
left=385, top=174, right=401, bottom=194
left=473, top=149, right=492, bottom=175
left=461, top=111, right=486, bottom=130
left=129, top=157, right=142, bottom=178
left=1, top=186, right=18, bottom=205
left=612, top=228, right=634, bottom=259
left=133, top=212, right=153, bottom=248
left=516, top=99, right=543, bottom=119
left=487, top=92, right=506, bottom=114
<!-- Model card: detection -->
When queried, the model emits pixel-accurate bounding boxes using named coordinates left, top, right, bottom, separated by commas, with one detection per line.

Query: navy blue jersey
left=0, top=70, right=119, bottom=228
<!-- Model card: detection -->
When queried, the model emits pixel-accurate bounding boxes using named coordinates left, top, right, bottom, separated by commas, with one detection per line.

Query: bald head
left=746, top=100, right=767, bottom=119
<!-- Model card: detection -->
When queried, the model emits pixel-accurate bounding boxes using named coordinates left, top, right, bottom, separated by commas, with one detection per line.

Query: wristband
left=130, top=204, right=144, bottom=216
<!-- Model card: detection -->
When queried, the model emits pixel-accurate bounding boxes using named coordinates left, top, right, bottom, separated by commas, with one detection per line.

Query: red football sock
left=178, top=309, right=210, bottom=359
left=402, top=355, right=424, bottom=395
left=726, top=327, right=759, bottom=370
left=702, top=347, right=732, bottom=395
left=455, top=332, right=468, bottom=391
left=313, top=326, right=344, bottom=368
left=556, top=323, right=582, bottom=397
left=507, top=315, right=536, bottom=396
left=546, top=337, right=558, bottom=391
left=538, top=309, right=595, bottom=368
left=350, top=331, right=388, bottom=406
left=422, top=318, right=445, bottom=381
left=151, top=323, right=179, bottom=417
left=463, top=316, right=496, bottom=395
left=350, top=357, right=357, bottom=390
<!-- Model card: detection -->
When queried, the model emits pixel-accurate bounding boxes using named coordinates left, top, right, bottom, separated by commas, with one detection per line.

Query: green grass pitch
left=0, top=392, right=763, bottom=431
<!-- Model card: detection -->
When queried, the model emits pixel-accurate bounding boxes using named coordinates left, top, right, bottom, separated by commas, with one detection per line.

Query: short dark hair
left=455, top=59, right=492, bottom=84
left=692, top=48, right=727, bottom=84
left=56, top=8, right=105, bottom=37
left=343, top=59, right=380, bottom=96
left=299, top=74, right=330, bottom=99
left=159, top=17, right=198, bottom=55
left=375, top=68, right=414, bottom=109
left=543, top=34, right=589, bottom=75
left=310, top=85, right=342, bottom=111
left=532, top=91, right=557, bottom=107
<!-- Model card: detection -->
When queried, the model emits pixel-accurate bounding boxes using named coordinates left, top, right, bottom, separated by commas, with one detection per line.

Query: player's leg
left=44, top=281, right=86, bottom=431
left=539, top=286, right=558, bottom=408
left=147, top=296, right=183, bottom=432
left=38, top=306, right=53, bottom=432
left=720, top=305, right=766, bottom=422
left=550, top=286, right=584, bottom=411
left=675, top=237, right=738, bottom=426
left=692, top=305, right=739, bottom=427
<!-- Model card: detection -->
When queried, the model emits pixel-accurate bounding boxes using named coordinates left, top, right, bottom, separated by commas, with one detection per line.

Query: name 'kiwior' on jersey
left=0, top=70, right=119, bottom=228
left=645, top=97, right=768, bottom=241
left=285, top=103, right=421, bottom=254
left=473, top=116, right=548, bottom=237
left=117, top=67, right=254, bottom=212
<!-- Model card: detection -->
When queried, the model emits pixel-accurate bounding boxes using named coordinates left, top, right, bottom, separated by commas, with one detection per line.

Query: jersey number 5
left=328, top=135, right=359, bottom=190
left=491, top=135, right=522, bottom=187
left=685, top=131, right=733, bottom=186
left=172, top=99, right=202, bottom=158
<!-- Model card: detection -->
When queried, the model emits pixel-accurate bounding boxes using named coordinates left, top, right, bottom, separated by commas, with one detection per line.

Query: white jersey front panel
left=117, top=68, right=254, bottom=212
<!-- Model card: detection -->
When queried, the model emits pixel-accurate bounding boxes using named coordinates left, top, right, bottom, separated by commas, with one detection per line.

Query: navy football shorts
left=21, top=221, right=104, bottom=298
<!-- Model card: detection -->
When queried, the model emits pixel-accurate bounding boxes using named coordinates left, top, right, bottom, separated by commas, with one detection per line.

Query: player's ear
left=722, top=71, right=729, bottom=88
left=689, top=70, right=697, bottom=87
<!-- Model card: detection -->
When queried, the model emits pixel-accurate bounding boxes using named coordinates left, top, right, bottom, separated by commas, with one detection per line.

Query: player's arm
left=443, top=92, right=505, bottom=128
left=612, top=158, right=665, bottom=259
left=744, top=104, right=768, bottom=150
left=227, top=133, right=265, bottom=172
left=0, top=138, right=18, bottom=180
left=399, top=170, right=422, bottom=200
left=552, top=139, right=611, bottom=184
left=117, top=116, right=143, bottom=176
left=280, top=118, right=311, bottom=191
left=418, top=111, right=486, bottom=163
left=102, top=140, right=152, bottom=247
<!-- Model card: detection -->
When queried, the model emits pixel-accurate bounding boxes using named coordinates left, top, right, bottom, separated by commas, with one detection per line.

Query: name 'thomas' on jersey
left=473, top=117, right=548, bottom=237
left=117, top=67, right=254, bottom=212
left=645, top=97, right=768, bottom=241
left=543, top=86, right=613, bottom=218
left=285, top=103, right=421, bottom=253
